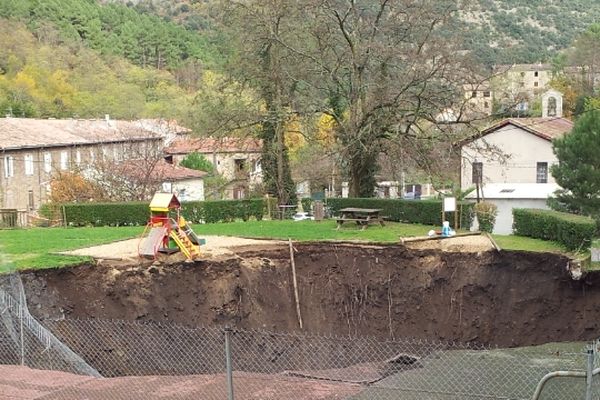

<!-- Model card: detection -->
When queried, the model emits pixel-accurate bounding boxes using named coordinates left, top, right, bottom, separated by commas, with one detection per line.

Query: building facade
left=0, top=117, right=186, bottom=211
left=460, top=117, right=573, bottom=234
left=164, top=137, right=263, bottom=200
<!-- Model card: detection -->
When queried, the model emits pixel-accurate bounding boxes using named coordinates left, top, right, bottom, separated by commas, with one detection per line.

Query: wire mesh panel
left=0, top=317, right=598, bottom=400
left=0, top=264, right=599, bottom=399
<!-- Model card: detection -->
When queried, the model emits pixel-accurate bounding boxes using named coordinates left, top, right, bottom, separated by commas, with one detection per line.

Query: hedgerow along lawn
left=0, top=220, right=570, bottom=271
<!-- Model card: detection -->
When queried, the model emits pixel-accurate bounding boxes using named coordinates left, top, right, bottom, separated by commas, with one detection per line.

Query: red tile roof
left=165, top=137, right=262, bottom=154
left=0, top=117, right=189, bottom=150
left=460, top=117, right=573, bottom=146
left=120, top=159, right=207, bottom=182
left=484, top=117, right=573, bottom=141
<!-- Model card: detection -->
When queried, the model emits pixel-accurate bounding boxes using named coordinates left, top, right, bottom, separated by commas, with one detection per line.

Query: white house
left=461, top=117, right=573, bottom=234
left=466, top=183, right=560, bottom=234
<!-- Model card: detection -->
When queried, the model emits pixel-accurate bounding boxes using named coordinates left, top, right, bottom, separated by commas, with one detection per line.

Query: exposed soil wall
left=20, top=243, right=600, bottom=347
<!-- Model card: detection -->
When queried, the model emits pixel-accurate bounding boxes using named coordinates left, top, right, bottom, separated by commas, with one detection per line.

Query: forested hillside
left=0, top=0, right=219, bottom=120
left=463, top=0, right=600, bottom=66
left=1, top=0, right=598, bottom=121
left=114, top=0, right=600, bottom=67
left=0, top=0, right=216, bottom=70
left=0, top=19, right=195, bottom=119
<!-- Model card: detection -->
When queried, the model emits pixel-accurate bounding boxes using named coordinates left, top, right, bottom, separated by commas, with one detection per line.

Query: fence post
left=586, top=346, right=594, bottom=400
left=224, top=326, right=235, bottom=400
left=19, top=293, right=24, bottom=366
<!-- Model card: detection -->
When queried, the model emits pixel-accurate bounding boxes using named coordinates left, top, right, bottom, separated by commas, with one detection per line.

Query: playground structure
left=139, top=193, right=203, bottom=261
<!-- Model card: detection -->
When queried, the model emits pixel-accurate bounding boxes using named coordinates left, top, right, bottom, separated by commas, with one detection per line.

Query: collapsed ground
left=20, top=240, right=599, bottom=351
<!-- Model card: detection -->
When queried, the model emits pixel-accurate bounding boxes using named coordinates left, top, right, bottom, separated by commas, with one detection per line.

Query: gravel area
left=402, top=234, right=495, bottom=252
left=61, top=235, right=284, bottom=261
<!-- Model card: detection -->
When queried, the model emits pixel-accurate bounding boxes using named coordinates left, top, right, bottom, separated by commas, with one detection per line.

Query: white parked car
left=292, top=212, right=315, bottom=221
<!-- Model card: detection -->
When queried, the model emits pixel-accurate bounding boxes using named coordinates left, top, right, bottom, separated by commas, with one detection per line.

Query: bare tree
left=85, top=139, right=168, bottom=201
left=263, top=0, right=486, bottom=196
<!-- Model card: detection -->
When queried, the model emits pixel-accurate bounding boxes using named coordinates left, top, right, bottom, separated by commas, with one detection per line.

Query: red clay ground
left=0, top=365, right=362, bottom=400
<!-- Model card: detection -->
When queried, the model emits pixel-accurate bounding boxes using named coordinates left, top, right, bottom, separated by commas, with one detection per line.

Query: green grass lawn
left=492, top=234, right=569, bottom=254
left=194, top=220, right=437, bottom=242
left=0, top=220, right=579, bottom=271
left=0, top=226, right=143, bottom=271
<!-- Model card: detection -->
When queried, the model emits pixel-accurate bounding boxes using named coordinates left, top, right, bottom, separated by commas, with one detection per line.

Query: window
left=484, top=101, right=490, bottom=109
left=4, top=156, right=14, bottom=178
left=534, top=71, right=539, bottom=77
left=24, top=154, right=34, bottom=176
left=483, top=91, right=491, bottom=98
left=517, top=101, right=529, bottom=112
left=534, top=81, right=539, bottom=87
left=60, top=151, right=68, bottom=170
left=520, top=72, right=525, bottom=77
left=536, top=162, right=548, bottom=183
left=234, top=159, right=246, bottom=172
left=44, top=152, right=52, bottom=173
left=471, top=91, right=477, bottom=98
left=472, top=162, right=483, bottom=184
left=28, top=190, right=34, bottom=210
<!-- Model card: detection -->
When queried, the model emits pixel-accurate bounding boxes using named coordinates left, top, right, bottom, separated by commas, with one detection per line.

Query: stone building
left=0, top=117, right=186, bottom=212
left=164, top=137, right=263, bottom=199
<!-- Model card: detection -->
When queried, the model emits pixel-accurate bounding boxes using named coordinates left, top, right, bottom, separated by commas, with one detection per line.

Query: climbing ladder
left=169, top=229, right=200, bottom=260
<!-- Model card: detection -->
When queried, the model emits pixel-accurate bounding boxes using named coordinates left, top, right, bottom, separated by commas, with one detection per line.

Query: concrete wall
left=164, top=179, right=205, bottom=202
left=461, top=125, right=557, bottom=188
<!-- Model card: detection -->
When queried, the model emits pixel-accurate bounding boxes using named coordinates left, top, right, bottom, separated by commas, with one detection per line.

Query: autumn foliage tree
left=49, top=171, right=104, bottom=203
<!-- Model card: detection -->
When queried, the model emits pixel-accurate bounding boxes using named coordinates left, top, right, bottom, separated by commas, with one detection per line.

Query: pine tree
left=551, top=110, right=600, bottom=218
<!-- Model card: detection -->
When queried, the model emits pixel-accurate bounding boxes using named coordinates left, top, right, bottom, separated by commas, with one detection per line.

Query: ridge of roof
left=0, top=117, right=188, bottom=151
left=459, top=117, right=573, bottom=146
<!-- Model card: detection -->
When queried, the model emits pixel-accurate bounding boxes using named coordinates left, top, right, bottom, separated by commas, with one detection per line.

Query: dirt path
left=0, top=365, right=361, bottom=400
left=61, top=235, right=285, bottom=261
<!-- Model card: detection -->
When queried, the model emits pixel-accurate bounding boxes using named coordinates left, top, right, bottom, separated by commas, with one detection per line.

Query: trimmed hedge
left=63, top=202, right=148, bottom=226
left=513, top=208, right=596, bottom=251
left=62, top=199, right=267, bottom=226
left=327, top=198, right=474, bottom=228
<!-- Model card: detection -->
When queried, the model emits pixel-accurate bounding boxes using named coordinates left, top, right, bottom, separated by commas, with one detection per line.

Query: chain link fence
left=1, top=266, right=600, bottom=399
left=1, top=317, right=600, bottom=398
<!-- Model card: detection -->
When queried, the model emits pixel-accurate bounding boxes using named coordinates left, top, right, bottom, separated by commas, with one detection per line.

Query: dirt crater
left=21, top=243, right=600, bottom=348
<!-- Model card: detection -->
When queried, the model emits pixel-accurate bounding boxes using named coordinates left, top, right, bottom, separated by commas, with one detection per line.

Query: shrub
left=326, top=198, right=474, bottom=228
left=301, top=197, right=313, bottom=212
left=513, top=208, right=596, bottom=251
left=474, top=201, right=498, bottom=233
left=63, top=202, right=149, bottom=226
left=62, top=199, right=268, bottom=226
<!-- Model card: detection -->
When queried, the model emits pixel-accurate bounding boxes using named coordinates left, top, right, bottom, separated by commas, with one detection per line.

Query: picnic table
left=336, top=207, right=385, bottom=230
